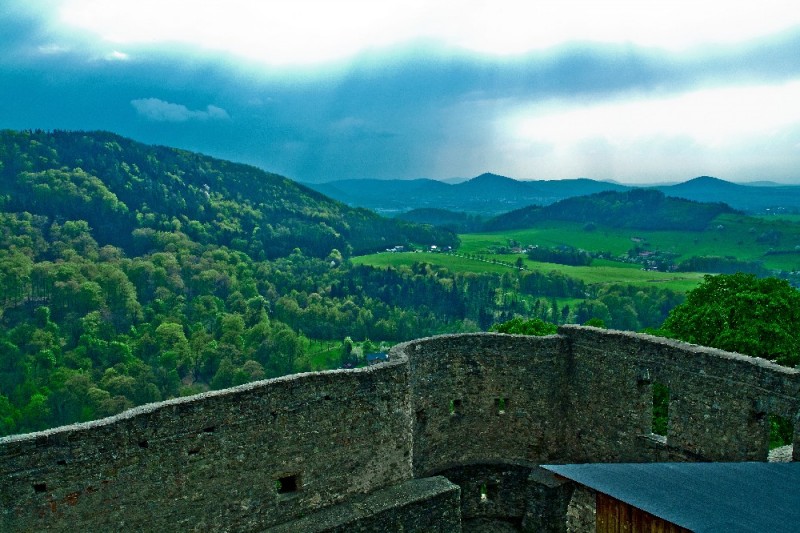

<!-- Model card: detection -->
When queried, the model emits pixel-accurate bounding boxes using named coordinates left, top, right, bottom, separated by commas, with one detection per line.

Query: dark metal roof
left=543, top=462, right=800, bottom=533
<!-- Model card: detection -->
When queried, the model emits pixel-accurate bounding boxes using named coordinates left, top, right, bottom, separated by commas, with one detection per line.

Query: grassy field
left=352, top=250, right=705, bottom=292
left=302, top=339, right=394, bottom=371
left=353, top=213, right=800, bottom=293
left=459, top=214, right=800, bottom=271
left=352, top=251, right=517, bottom=275
left=753, top=214, right=800, bottom=223
left=305, top=339, right=342, bottom=370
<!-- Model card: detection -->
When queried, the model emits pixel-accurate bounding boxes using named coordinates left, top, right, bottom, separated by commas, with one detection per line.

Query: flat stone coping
left=266, top=476, right=459, bottom=532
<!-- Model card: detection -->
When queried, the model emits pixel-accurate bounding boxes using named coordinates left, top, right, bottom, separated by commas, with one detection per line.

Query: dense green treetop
left=662, top=273, right=800, bottom=366
left=490, top=317, right=557, bottom=336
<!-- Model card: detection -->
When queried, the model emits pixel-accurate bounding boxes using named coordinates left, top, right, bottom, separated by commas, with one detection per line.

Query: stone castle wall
left=1, top=359, right=418, bottom=532
left=1, top=326, right=798, bottom=531
left=562, top=326, right=799, bottom=462
left=404, top=333, right=571, bottom=476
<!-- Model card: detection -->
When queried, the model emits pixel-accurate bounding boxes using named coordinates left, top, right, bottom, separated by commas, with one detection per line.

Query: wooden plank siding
left=596, top=493, right=692, bottom=533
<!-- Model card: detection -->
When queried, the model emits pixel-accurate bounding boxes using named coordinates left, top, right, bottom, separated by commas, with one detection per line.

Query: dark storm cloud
left=1, top=3, right=799, bottom=182
left=263, top=32, right=800, bottom=180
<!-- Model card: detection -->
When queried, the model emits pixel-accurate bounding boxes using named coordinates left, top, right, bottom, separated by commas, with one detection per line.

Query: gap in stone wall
left=495, top=397, right=509, bottom=415
left=652, top=382, right=669, bottom=438
left=479, top=479, right=500, bottom=503
left=767, top=413, right=795, bottom=462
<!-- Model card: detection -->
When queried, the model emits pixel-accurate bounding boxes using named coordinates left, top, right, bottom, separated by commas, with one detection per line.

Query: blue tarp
left=366, top=352, right=389, bottom=364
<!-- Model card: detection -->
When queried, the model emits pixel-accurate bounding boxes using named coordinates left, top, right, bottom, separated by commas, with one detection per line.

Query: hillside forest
left=0, top=130, right=796, bottom=437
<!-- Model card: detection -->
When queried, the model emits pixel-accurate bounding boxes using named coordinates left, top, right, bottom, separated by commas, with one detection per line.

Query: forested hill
left=0, top=129, right=470, bottom=436
left=484, top=189, right=739, bottom=231
left=0, top=130, right=456, bottom=258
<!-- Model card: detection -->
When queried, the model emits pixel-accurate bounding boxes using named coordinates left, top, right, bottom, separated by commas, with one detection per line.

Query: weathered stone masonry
left=1, top=326, right=798, bottom=531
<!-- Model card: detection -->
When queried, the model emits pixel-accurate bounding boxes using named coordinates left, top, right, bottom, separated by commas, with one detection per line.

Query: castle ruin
left=2, top=326, right=798, bottom=531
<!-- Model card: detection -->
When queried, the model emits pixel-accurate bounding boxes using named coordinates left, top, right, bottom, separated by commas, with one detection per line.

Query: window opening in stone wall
left=33, top=483, right=47, bottom=493
left=768, top=414, right=794, bottom=461
left=652, top=382, right=669, bottom=437
left=480, top=480, right=499, bottom=503
left=495, top=397, right=509, bottom=415
left=276, top=474, right=300, bottom=495
left=449, top=399, right=463, bottom=416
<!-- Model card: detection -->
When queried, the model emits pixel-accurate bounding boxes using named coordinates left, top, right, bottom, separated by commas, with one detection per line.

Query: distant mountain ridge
left=303, top=173, right=630, bottom=216
left=304, top=173, right=800, bottom=216
left=654, top=176, right=800, bottom=213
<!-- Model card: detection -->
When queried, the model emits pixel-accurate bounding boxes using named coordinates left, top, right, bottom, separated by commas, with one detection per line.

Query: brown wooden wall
left=596, top=492, right=692, bottom=533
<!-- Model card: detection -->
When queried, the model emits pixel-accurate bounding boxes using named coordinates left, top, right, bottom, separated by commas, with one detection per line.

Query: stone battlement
left=1, top=326, right=798, bottom=531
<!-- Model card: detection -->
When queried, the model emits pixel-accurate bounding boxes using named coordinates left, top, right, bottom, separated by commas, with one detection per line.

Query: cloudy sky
left=2, top=1, right=800, bottom=184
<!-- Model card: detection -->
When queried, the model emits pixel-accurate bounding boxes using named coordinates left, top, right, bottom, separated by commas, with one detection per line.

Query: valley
left=4, top=8, right=800, bottom=531
left=1, top=129, right=798, bottom=438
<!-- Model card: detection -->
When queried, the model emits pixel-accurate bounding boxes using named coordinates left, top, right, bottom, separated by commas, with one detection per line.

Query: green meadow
left=353, top=214, right=800, bottom=293
left=460, top=215, right=800, bottom=271
left=352, top=250, right=704, bottom=292
left=352, top=251, right=517, bottom=275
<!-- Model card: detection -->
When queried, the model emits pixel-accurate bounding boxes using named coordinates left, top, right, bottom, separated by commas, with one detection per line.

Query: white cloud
left=38, top=44, right=69, bottom=55
left=131, top=98, right=230, bottom=122
left=491, top=80, right=800, bottom=181
left=438, top=1, right=800, bottom=54
left=204, top=105, right=229, bottom=120
left=106, top=50, right=129, bottom=61
left=509, top=80, right=800, bottom=147
left=55, top=0, right=800, bottom=65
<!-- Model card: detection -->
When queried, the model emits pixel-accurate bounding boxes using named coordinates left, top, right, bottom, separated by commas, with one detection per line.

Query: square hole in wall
left=276, top=474, right=301, bottom=495
left=449, top=399, right=463, bottom=416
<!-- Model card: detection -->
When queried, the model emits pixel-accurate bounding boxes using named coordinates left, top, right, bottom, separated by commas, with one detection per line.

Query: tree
left=490, top=317, right=557, bottom=336
left=20, top=393, right=51, bottom=431
left=340, top=336, right=355, bottom=368
left=211, top=357, right=235, bottom=390
left=0, top=394, right=19, bottom=435
left=584, top=317, right=606, bottom=328
left=362, top=338, right=376, bottom=356
left=155, top=322, right=190, bottom=358
left=662, top=273, right=800, bottom=367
